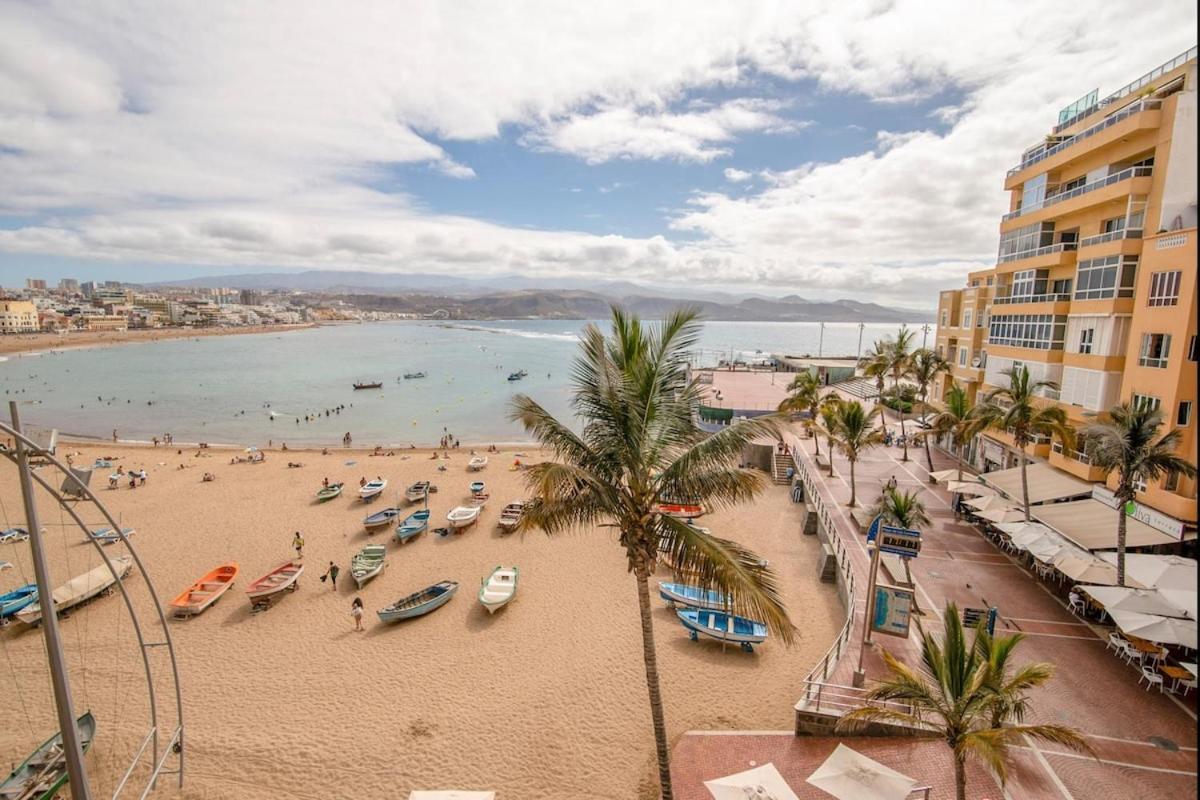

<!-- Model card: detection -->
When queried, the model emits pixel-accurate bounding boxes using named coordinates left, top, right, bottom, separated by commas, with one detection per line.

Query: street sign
left=877, top=525, right=921, bottom=558
left=866, top=515, right=882, bottom=543
left=871, top=584, right=914, bottom=638
left=962, top=606, right=998, bottom=636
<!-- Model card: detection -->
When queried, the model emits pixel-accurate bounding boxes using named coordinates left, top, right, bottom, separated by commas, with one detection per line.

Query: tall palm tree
left=837, top=604, right=1093, bottom=800
left=973, top=366, right=1075, bottom=521
left=887, top=328, right=918, bottom=461
left=778, top=371, right=823, bottom=455
left=1083, top=403, right=1197, bottom=586
left=860, top=340, right=890, bottom=425
left=816, top=395, right=843, bottom=477
left=920, top=385, right=985, bottom=481
left=509, top=307, right=794, bottom=799
left=834, top=400, right=884, bottom=507
left=907, top=348, right=950, bottom=473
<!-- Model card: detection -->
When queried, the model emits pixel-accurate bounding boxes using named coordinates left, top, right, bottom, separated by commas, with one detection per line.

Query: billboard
left=871, top=584, right=914, bottom=638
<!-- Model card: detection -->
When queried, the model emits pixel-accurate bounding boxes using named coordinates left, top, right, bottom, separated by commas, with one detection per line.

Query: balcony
left=989, top=293, right=1072, bottom=314
left=1050, top=441, right=1108, bottom=481
left=1051, top=46, right=1195, bottom=134
left=1079, top=228, right=1143, bottom=248
left=1006, top=99, right=1162, bottom=183
left=996, top=242, right=1078, bottom=273
left=1001, top=166, right=1154, bottom=226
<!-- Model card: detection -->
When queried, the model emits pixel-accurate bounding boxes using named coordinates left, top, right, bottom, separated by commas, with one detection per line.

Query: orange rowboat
left=171, top=562, right=239, bottom=618
left=656, top=503, right=705, bottom=519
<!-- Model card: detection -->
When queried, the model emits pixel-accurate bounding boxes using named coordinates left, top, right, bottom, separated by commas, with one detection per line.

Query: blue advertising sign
left=878, top=525, right=921, bottom=558
left=866, top=515, right=882, bottom=543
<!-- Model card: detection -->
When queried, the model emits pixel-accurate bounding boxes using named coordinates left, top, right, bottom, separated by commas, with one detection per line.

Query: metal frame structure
left=2, top=403, right=184, bottom=799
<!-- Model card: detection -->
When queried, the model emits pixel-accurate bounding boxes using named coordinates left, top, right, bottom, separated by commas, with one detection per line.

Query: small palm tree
left=887, top=328, right=917, bottom=461
left=920, top=385, right=986, bottom=481
left=1083, top=403, right=1197, bottom=586
left=869, top=486, right=931, bottom=530
left=816, top=395, right=843, bottom=476
left=509, top=307, right=794, bottom=799
left=973, top=367, right=1075, bottom=521
left=906, top=348, right=950, bottom=473
left=837, top=604, right=1094, bottom=800
left=860, top=340, right=890, bottom=427
left=834, top=400, right=884, bottom=507
left=778, top=371, right=823, bottom=455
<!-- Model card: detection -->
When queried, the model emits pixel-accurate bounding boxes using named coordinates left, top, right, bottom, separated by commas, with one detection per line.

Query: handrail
left=1009, top=99, right=1161, bottom=176
left=991, top=292, right=1071, bottom=305
left=1051, top=46, right=1195, bottom=134
left=1080, top=228, right=1143, bottom=248
left=997, top=241, right=1077, bottom=264
left=1002, top=166, right=1153, bottom=222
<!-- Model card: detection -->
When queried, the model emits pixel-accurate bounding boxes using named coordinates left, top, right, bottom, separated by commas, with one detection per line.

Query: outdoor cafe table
left=1160, top=665, right=1193, bottom=692
left=1126, top=636, right=1167, bottom=660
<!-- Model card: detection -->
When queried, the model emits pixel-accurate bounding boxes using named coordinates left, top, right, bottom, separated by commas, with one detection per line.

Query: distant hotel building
left=0, top=299, right=38, bottom=333
left=25, top=278, right=47, bottom=292
left=933, top=48, right=1197, bottom=533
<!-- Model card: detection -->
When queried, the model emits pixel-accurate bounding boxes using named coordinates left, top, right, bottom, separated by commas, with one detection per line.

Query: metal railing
left=991, top=292, right=1072, bottom=305
left=1002, top=166, right=1153, bottom=222
left=1080, top=228, right=1143, bottom=248
left=997, top=241, right=1077, bottom=265
left=1051, top=46, right=1195, bottom=133
left=1052, top=440, right=1092, bottom=465
left=1010, top=99, right=1161, bottom=175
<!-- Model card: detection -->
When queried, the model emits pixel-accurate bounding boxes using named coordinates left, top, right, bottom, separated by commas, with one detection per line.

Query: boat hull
left=0, top=584, right=38, bottom=621
left=17, top=557, right=133, bottom=626
left=479, top=566, right=519, bottom=613
left=396, top=510, right=431, bottom=542
left=359, top=481, right=387, bottom=501
left=378, top=581, right=458, bottom=622
left=245, top=561, right=303, bottom=606
left=658, top=581, right=729, bottom=611
left=676, top=609, right=767, bottom=651
left=0, top=711, right=95, bottom=800
left=363, top=508, right=400, bottom=530
left=315, top=484, right=342, bottom=502
left=447, top=507, right=481, bottom=528
left=171, top=563, right=239, bottom=617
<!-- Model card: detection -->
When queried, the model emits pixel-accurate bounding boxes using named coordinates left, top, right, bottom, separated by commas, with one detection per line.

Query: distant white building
left=0, top=299, right=38, bottom=333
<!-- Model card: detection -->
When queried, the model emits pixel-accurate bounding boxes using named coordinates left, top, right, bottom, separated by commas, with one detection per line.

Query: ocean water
left=2, top=320, right=915, bottom=446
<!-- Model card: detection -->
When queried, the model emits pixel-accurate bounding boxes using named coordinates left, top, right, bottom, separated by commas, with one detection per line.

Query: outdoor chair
left=1068, top=595, right=1086, bottom=615
left=1118, top=641, right=1141, bottom=666
left=1173, top=678, right=1196, bottom=697
left=1139, top=666, right=1165, bottom=693
left=1106, top=632, right=1126, bottom=653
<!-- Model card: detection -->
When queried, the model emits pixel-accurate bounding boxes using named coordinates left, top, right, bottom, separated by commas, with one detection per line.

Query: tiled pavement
left=671, top=419, right=1198, bottom=798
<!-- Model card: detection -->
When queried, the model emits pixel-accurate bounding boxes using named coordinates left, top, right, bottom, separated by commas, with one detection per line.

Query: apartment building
left=0, top=299, right=38, bottom=333
left=934, top=47, right=1198, bottom=533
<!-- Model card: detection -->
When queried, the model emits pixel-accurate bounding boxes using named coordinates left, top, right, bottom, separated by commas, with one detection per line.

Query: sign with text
left=1092, top=485, right=1184, bottom=538
left=877, top=525, right=921, bottom=559
left=871, top=584, right=914, bottom=638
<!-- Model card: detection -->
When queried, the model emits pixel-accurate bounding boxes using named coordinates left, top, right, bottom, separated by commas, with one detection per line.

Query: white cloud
left=723, top=168, right=752, bottom=182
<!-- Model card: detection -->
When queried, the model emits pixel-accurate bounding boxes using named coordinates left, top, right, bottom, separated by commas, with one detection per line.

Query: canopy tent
left=706, top=763, right=799, bottom=800
left=1076, top=585, right=1193, bottom=619
left=946, top=480, right=994, bottom=496
left=806, top=744, right=919, bottom=800
left=408, top=793, right=496, bottom=800
left=1095, top=553, right=1197, bottom=590
left=1033, top=500, right=1180, bottom=550
left=965, top=494, right=1009, bottom=512
left=977, top=507, right=1026, bottom=524
left=1108, top=609, right=1198, bottom=649
left=1007, top=522, right=1057, bottom=547
left=930, top=469, right=961, bottom=484
left=980, top=463, right=1092, bottom=505
left=1051, top=550, right=1141, bottom=587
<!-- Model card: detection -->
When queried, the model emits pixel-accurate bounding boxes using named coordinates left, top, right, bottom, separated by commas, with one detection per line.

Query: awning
left=930, top=469, right=960, bottom=483
left=1076, top=585, right=1193, bottom=619
left=1095, top=553, right=1197, bottom=590
left=1108, top=610, right=1198, bottom=649
left=706, top=763, right=799, bottom=800
left=806, top=744, right=919, bottom=800
left=946, top=480, right=993, bottom=496
left=1033, top=500, right=1180, bottom=550
left=980, top=462, right=1092, bottom=504
left=1051, top=550, right=1139, bottom=586
left=965, top=494, right=1008, bottom=511
left=978, top=506, right=1027, bottom=524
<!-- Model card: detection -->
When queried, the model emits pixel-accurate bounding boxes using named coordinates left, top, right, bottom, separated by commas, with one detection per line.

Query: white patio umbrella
left=408, top=793, right=495, bottom=800
left=705, top=763, right=799, bottom=800
left=1158, top=589, right=1198, bottom=621
left=806, top=744, right=919, bottom=800
left=1008, top=524, right=1057, bottom=550
left=1051, top=551, right=1133, bottom=587
left=1108, top=609, right=1198, bottom=649
left=1027, top=537, right=1071, bottom=563
left=1076, top=585, right=1191, bottom=619
left=965, top=494, right=1008, bottom=511
left=946, top=480, right=994, bottom=496
left=977, top=506, right=1027, bottom=524
left=1096, top=553, right=1197, bottom=591
left=930, top=469, right=960, bottom=483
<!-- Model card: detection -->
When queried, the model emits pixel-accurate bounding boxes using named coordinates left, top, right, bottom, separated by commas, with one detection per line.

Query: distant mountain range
left=152, top=270, right=932, bottom=323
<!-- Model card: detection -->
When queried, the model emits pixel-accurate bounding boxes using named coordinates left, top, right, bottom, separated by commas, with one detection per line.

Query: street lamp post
left=921, top=323, right=931, bottom=349
left=817, top=322, right=825, bottom=358
left=856, top=322, right=865, bottom=361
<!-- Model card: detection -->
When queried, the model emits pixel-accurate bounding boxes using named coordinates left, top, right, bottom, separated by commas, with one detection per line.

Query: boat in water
left=446, top=505, right=481, bottom=529
left=402, top=371, right=427, bottom=380
left=358, top=478, right=387, bottom=501
left=350, top=545, right=387, bottom=589
left=497, top=501, right=525, bottom=533
left=363, top=507, right=401, bottom=532
left=479, top=566, right=519, bottom=614
left=171, top=562, right=239, bottom=618
left=17, top=556, right=134, bottom=626
left=378, top=581, right=458, bottom=623
left=352, top=381, right=383, bottom=390
left=245, top=561, right=303, bottom=609
left=658, top=581, right=729, bottom=611
left=506, top=370, right=528, bottom=382
left=676, top=608, right=767, bottom=652
left=0, top=711, right=96, bottom=800
left=396, top=509, right=431, bottom=542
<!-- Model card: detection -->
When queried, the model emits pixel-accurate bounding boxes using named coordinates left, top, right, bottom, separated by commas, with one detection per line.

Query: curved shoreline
left=0, top=322, right=318, bottom=358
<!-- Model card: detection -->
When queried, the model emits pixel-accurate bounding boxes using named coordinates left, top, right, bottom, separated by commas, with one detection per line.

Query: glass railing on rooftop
left=1002, top=166, right=1153, bottom=222
left=997, top=242, right=1077, bottom=265
left=1079, top=228, right=1143, bottom=248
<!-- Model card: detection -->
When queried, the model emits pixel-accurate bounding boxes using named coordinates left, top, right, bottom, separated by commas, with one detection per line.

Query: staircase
left=833, top=377, right=880, bottom=401
left=771, top=451, right=793, bottom=484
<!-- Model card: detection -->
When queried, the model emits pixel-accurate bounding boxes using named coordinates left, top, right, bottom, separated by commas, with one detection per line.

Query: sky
left=0, top=2, right=1195, bottom=309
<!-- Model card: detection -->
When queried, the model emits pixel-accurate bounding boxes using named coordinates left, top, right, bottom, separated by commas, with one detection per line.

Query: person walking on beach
left=351, top=597, right=365, bottom=631
left=322, top=561, right=339, bottom=590
left=292, top=531, right=305, bottom=559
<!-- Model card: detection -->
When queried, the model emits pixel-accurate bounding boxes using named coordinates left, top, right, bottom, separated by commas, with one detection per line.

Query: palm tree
left=778, top=371, right=823, bottom=455
left=869, top=486, right=931, bottom=530
left=834, top=400, right=884, bottom=507
left=837, top=604, right=1093, bottom=800
left=906, top=348, right=950, bottom=473
left=509, top=307, right=794, bottom=799
left=921, top=385, right=986, bottom=481
left=886, top=328, right=918, bottom=461
left=816, top=395, right=843, bottom=476
left=1083, top=403, right=1197, bottom=586
left=973, top=366, right=1075, bottom=521
left=860, top=340, right=890, bottom=427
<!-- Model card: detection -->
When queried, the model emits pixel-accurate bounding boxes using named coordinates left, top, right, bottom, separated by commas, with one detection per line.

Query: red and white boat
left=245, top=561, right=303, bottom=608
left=656, top=502, right=705, bottom=519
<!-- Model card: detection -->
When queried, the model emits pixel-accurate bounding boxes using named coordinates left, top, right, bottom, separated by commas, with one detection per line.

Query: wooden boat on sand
left=16, top=556, right=133, bottom=626
left=0, top=711, right=95, bottom=800
left=676, top=608, right=767, bottom=652
left=377, top=581, right=458, bottom=623
left=658, top=581, right=729, bottom=611
left=447, top=505, right=481, bottom=529
left=245, top=561, right=303, bottom=609
left=363, top=507, right=401, bottom=532
left=358, top=478, right=387, bottom=501
left=352, top=381, right=383, bottom=390
left=497, top=501, right=525, bottom=533
left=0, top=584, right=38, bottom=625
left=351, top=545, right=387, bottom=589
left=315, top=483, right=343, bottom=502
left=395, top=509, right=430, bottom=542
left=467, top=455, right=488, bottom=471
left=0, top=527, right=29, bottom=543
left=479, top=566, right=519, bottom=614
left=171, top=562, right=239, bottom=618
left=469, top=480, right=486, bottom=495
left=405, top=480, right=435, bottom=503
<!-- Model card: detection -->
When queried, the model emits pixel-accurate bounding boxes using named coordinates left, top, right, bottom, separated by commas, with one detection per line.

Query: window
left=1138, top=333, right=1171, bottom=368
left=1102, top=215, right=1126, bottom=234
left=997, top=221, right=1055, bottom=261
left=1179, top=401, right=1193, bottom=427
left=987, top=314, right=1067, bottom=350
left=941, top=310, right=948, bottom=327
left=963, top=310, right=972, bottom=329
left=959, top=348, right=968, bottom=366
left=1010, top=269, right=1048, bottom=298
left=1075, top=255, right=1138, bottom=300
left=986, top=276, right=994, bottom=286
left=1165, top=472, right=1180, bottom=492
left=1148, top=271, right=1181, bottom=306
left=1132, top=393, right=1161, bottom=413
left=976, top=311, right=985, bottom=328
left=936, top=345, right=944, bottom=358
left=1078, top=328, right=1094, bottom=354
left=1133, top=475, right=1147, bottom=493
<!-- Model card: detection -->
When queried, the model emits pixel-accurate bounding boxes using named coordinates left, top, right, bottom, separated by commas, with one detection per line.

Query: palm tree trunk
left=827, top=441, right=836, bottom=476
left=954, top=753, right=967, bottom=800
left=1116, top=502, right=1128, bottom=587
left=1018, top=443, right=1031, bottom=522
left=923, top=429, right=934, bottom=477
left=634, top=567, right=674, bottom=799
left=812, top=422, right=820, bottom=456
left=848, top=458, right=857, bottom=507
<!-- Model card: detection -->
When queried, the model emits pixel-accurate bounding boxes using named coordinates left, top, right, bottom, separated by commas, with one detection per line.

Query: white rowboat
left=16, top=556, right=133, bottom=625
left=479, top=566, right=519, bottom=614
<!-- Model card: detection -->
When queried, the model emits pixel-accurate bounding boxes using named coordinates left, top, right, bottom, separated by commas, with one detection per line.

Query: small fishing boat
left=170, top=563, right=239, bottom=618
left=656, top=502, right=706, bottom=519
left=0, top=527, right=29, bottom=543
left=395, top=509, right=431, bottom=542
left=676, top=608, right=767, bottom=652
left=479, top=566, right=519, bottom=614
left=350, top=544, right=387, bottom=589
left=506, top=371, right=524, bottom=382
left=363, top=507, right=401, bottom=532
left=469, top=480, right=486, bottom=495
left=17, top=556, right=134, bottom=626
left=85, top=527, right=135, bottom=545
left=497, top=501, right=524, bottom=533
left=93, top=458, right=113, bottom=468
left=352, top=381, right=383, bottom=390
left=0, top=584, right=38, bottom=625
left=402, top=371, right=427, bottom=380
left=245, top=561, right=304, bottom=609
left=447, top=505, right=481, bottom=529
left=405, top=480, right=435, bottom=503
left=377, top=580, right=458, bottom=623
left=0, top=711, right=96, bottom=800
left=467, top=455, right=488, bottom=471
left=358, top=478, right=387, bottom=501
left=315, top=483, right=343, bottom=502
left=658, top=581, right=729, bottom=611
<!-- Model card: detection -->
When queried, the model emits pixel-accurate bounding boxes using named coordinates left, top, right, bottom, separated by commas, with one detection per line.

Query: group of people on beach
left=107, top=465, right=148, bottom=489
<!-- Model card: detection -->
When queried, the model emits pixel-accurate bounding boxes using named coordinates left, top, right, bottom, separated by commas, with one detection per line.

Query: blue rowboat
left=363, top=507, right=401, bottom=532
left=0, top=584, right=38, bottom=623
left=0, top=527, right=29, bottom=544
left=86, top=527, right=135, bottom=545
left=469, top=480, right=485, bottom=495
left=377, top=580, right=458, bottom=622
left=395, top=509, right=430, bottom=542
left=676, top=608, right=768, bottom=652
left=658, top=581, right=729, bottom=611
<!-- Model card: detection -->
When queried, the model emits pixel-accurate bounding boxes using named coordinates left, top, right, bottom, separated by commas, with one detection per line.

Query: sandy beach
left=0, top=324, right=316, bottom=358
left=0, top=441, right=841, bottom=799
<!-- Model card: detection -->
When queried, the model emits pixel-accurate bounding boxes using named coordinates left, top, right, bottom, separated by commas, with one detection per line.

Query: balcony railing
left=1002, top=166, right=1153, bottom=223
left=1010, top=99, right=1162, bottom=176
left=1052, top=440, right=1092, bottom=465
left=991, top=292, right=1072, bottom=305
left=1079, top=228, right=1143, bottom=248
left=1008, top=426, right=1052, bottom=444
left=997, top=241, right=1077, bottom=265
left=1050, top=46, right=1195, bottom=134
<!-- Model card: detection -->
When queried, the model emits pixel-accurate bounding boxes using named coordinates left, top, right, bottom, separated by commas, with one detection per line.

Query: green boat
left=1, top=711, right=95, bottom=800
left=315, top=482, right=343, bottom=502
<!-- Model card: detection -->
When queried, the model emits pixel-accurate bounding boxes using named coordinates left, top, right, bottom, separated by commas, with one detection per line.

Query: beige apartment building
left=934, top=47, right=1198, bottom=534
left=0, top=299, right=38, bottom=333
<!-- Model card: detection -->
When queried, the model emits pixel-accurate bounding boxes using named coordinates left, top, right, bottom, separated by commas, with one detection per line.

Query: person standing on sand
left=322, top=561, right=339, bottom=590
left=351, top=597, right=365, bottom=631
left=292, top=531, right=304, bottom=559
